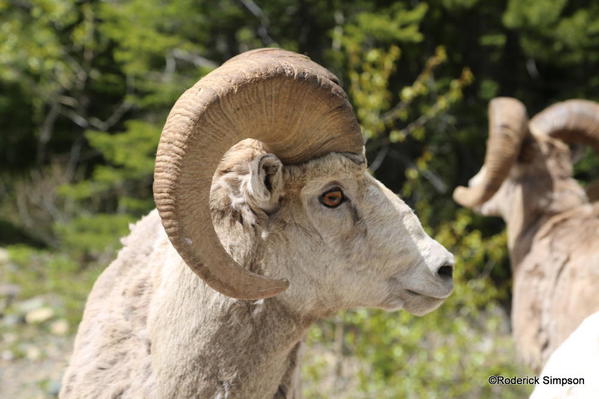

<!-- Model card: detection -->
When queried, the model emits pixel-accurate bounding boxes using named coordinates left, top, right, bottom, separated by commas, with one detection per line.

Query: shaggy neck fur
left=149, top=255, right=310, bottom=398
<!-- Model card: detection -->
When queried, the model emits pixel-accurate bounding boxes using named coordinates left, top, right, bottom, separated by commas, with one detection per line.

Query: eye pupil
left=320, top=188, right=345, bottom=208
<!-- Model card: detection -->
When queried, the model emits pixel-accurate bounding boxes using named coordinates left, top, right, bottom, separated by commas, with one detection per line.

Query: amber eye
left=319, top=188, right=345, bottom=208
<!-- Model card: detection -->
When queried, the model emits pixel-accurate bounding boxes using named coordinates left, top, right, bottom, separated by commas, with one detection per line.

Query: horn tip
left=225, top=278, right=290, bottom=301
left=453, top=185, right=480, bottom=208
left=258, top=278, right=290, bottom=299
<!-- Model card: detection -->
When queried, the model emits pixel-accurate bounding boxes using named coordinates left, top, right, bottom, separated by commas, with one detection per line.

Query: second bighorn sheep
left=453, top=97, right=599, bottom=372
left=60, top=49, right=455, bottom=398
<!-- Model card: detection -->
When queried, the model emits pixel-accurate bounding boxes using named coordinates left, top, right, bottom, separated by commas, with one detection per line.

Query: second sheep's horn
left=453, top=97, right=529, bottom=208
left=529, top=99, right=599, bottom=154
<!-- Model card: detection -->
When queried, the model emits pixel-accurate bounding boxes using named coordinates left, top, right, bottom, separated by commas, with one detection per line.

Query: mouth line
left=405, top=289, right=450, bottom=300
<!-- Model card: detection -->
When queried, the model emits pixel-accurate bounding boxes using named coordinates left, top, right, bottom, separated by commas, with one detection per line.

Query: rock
left=16, top=296, right=45, bottom=314
left=2, top=332, right=17, bottom=344
left=23, top=344, right=41, bottom=360
left=0, top=248, right=9, bottom=264
left=0, top=284, right=20, bottom=311
left=1, top=349, right=14, bottom=361
left=1, top=314, right=21, bottom=327
left=50, top=319, right=69, bottom=336
left=0, top=284, right=20, bottom=298
left=47, top=379, right=62, bottom=396
left=25, top=307, right=54, bottom=324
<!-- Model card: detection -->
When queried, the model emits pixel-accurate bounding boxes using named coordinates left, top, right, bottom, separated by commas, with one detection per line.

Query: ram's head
left=453, top=98, right=599, bottom=246
left=153, top=49, right=454, bottom=317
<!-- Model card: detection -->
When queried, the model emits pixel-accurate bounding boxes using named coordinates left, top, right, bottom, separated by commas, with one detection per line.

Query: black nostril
left=437, top=264, right=454, bottom=280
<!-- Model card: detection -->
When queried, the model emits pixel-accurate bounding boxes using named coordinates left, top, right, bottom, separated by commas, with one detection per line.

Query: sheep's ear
left=517, top=137, right=538, bottom=164
left=247, top=153, right=284, bottom=212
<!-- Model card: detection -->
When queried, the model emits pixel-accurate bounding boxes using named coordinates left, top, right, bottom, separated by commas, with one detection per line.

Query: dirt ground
left=0, top=335, right=71, bottom=399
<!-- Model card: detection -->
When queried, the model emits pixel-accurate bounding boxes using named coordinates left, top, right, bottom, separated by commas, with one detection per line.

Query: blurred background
left=1, top=0, right=598, bottom=398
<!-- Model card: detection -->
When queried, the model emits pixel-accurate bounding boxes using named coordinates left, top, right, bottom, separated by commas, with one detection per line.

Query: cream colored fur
left=61, top=140, right=453, bottom=398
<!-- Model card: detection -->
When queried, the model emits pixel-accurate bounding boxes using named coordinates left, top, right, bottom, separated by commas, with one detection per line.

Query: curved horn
left=453, top=97, right=529, bottom=208
left=529, top=99, right=599, bottom=154
left=153, top=48, right=364, bottom=300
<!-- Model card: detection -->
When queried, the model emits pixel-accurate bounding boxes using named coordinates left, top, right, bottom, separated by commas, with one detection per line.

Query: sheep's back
left=60, top=210, right=167, bottom=398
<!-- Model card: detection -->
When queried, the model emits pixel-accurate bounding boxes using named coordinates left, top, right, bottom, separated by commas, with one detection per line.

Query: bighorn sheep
left=530, top=311, right=599, bottom=399
left=60, top=49, right=455, bottom=399
left=453, top=97, right=599, bottom=372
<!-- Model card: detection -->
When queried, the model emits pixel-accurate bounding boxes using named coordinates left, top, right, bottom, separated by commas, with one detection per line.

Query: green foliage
left=60, top=120, right=159, bottom=213
left=341, top=3, right=427, bottom=46
left=54, top=214, right=135, bottom=255
left=0, top=0, right=78, bottom=92
left=503, top=0, right=568, bottom=27
left=442, top=0, right=480, bottom=9
left=504, top=0, right=599, bottom=65
left=98, top=0, right=209, bottom=108
left=55, top=120, right=159, bottom=257
left=86, top=121, right=159, bottom=172
left=347, top=45, right=402, bottom=139
left=4, top=245, right=102, bottom=326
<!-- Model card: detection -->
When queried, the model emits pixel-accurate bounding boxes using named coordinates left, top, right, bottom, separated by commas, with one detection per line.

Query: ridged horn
left=529, top=99, right=599, bottom=154
left=453, top=97, right=529, bottom=208
left=153, top=48, right=364, bottom=300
